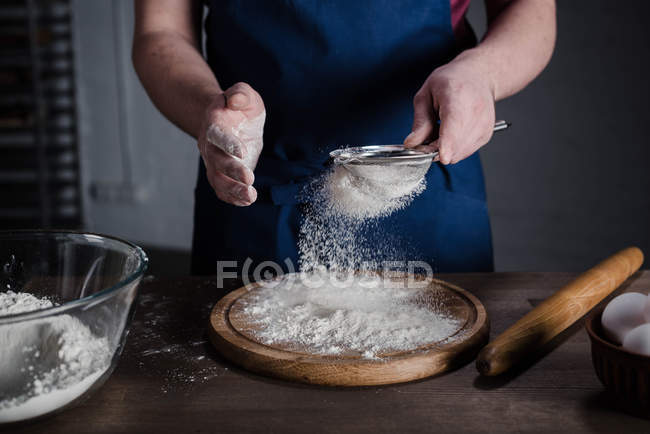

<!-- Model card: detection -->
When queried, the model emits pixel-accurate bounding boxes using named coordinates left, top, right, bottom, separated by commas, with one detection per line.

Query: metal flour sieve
left=329, top=145, right=434, bottom=186
left=329, top=120, right=510, bottom=184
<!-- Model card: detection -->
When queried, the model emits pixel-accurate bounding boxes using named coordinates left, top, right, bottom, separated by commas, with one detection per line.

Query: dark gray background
left=72, top=1, right=650, bottom=274
left=470, top=0, right=650, bottom=271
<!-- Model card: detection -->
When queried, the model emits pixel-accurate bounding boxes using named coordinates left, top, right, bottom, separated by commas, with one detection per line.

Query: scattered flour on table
left=243, top=271, right=461, bottom=358
left=0, top=291, right=111, bottom=423
left=131, top=288, right=224, bottom=394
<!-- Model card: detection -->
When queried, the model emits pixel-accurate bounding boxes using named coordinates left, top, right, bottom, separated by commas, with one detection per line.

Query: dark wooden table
left=9, top=272, right=650, bottom=433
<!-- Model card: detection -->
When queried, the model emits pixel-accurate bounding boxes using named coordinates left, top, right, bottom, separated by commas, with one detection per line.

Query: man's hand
left=403, top=55, right=496, bottom=165
left=198, top=82, right=266, bottom=206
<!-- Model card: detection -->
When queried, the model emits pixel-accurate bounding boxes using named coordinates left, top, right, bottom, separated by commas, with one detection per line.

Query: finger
left=412, top=143, right=438, bottom=154
left=206, top=123, right=245, bottom=159
left=204, top=144, right=255, bottom=185
left=224, top=82, right=261, bottom=114
left=208, top=171, right=257, bottom=206
left=404, top=91, right=436, bottom=148
left=477, top=118, right=495, bottom=146
left=434, top=109, right=464, bottom=165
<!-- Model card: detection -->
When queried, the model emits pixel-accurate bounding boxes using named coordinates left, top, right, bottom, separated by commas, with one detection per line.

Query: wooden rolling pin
left=476, top=247, right=644, bottom=376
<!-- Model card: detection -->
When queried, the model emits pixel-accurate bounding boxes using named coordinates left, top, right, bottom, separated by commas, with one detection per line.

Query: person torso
left=204, top=0, right=476, bottom=191
left=193, top=0, right=493, bottom=274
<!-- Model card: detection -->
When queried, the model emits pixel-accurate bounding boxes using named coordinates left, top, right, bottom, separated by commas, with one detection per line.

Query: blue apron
left=193, top=0, right=493, bottom=274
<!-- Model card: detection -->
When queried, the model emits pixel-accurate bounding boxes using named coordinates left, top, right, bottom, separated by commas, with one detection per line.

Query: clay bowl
left=586, top=307, right=650, bottom=417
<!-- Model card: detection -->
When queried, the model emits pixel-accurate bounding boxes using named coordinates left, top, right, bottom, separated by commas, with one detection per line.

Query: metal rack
left=0, top=0, right=82, bottom=229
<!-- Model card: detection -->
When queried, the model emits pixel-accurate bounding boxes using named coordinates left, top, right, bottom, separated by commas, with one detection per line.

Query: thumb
left=403, top=92, right=436, bottom=148
left=224, top=82, right=257, bottom=112
left=226, top=91, right=250, bottom=111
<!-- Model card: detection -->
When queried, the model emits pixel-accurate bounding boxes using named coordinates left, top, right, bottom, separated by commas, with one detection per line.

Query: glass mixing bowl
left=0, top=231, right=147, bottom=424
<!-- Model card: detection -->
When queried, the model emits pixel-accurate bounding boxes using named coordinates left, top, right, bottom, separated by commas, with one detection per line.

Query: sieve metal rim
left=329, top=145, right=437, bottom=166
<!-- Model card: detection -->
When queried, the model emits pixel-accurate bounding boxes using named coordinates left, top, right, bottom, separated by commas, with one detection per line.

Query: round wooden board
left=208, top=277, right=489, bottom=386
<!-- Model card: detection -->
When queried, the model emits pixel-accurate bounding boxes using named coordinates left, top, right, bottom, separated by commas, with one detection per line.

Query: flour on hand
left=206, top=111, right=266, bottom=170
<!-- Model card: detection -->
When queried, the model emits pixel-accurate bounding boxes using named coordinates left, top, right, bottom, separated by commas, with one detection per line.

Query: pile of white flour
left=244, top=271, right=461, bottom=358
left=0, top=291, right=111, bottom=423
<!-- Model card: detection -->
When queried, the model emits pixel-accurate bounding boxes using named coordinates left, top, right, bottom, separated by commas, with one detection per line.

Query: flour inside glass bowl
left=0, top=291, right=111, bottom=423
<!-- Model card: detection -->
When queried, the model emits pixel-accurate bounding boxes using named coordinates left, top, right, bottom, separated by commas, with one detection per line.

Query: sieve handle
left=425, top=120, right=509, bottom=161
left=436, top=119, right=510, bottom=132
left=493, top=120, right=510, bottom=132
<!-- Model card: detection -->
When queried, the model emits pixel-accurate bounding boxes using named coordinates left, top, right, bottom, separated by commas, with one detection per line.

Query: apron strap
left=257, top=182, right=305, bottom=206
left=254, top=155, right=326, bottom=206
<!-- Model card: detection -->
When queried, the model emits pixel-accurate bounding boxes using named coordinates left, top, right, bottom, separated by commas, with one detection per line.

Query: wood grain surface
left=208, top=278, right=489, bottom=386
left=476, top=248, right=644, bottom=376
left=5, top=272, right=650, bottom=434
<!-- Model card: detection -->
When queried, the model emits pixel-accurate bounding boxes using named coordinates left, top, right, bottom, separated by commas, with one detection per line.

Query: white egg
left=601, top=292, right=648, bottom=344
left=644, top=295, right=650, bottom=323
left=622, top=323, right=650, bottom=356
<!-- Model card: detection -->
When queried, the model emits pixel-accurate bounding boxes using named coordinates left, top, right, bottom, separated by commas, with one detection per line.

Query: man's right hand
left=198, top=82, right=266, bottom=206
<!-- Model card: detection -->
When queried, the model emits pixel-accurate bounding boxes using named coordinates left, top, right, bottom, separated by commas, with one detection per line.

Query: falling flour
left=297, top=164, right=423, bottom=273
left=242, top=150, right=441, bottom=359
left=243, top=271, right=461, bottom=358
left=0, top=291, right=111, bottom=423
